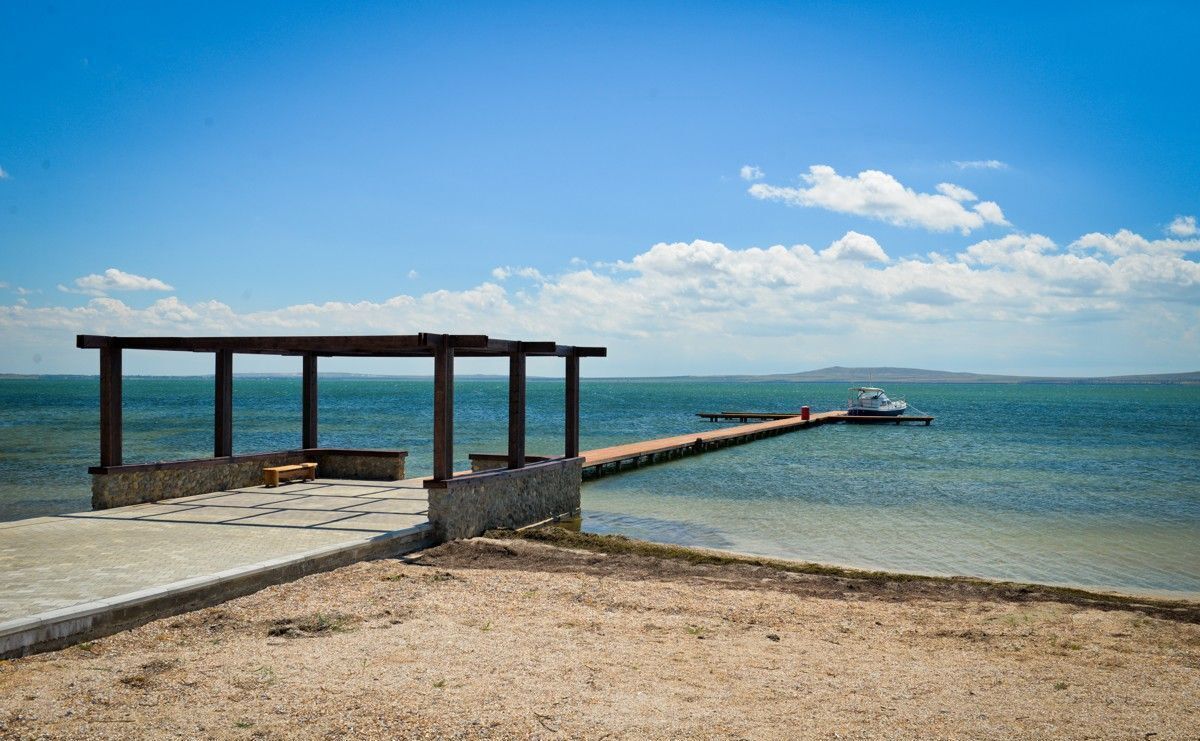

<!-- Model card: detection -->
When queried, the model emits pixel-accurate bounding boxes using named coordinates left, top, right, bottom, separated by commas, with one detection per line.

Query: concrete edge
left=0, top=523, right=436, bottom=660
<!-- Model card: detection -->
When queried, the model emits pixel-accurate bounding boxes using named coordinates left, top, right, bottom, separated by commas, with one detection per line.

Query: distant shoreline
left=4, top=366, right=1199, bottom=385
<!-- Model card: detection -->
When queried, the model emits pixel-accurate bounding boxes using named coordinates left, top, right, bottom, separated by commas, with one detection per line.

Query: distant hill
left=732, top=366, right=1200, bottom=385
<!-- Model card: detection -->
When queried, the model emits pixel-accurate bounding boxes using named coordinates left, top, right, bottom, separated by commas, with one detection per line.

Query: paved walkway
left=0, top=478, right=432, bottom=656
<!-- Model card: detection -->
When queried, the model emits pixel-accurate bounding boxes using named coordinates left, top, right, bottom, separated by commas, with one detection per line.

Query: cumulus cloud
left=953, top=159, right=1008, bottom=170
left=1069, top=229, right=1200, bottom=257
left=1168, top=215, right=1197, bottom=237
left=739, top=165, right=765, bottom=181
left=3, top=225, right=1198, bottom=374
left=58, top=268, right=174, bottom=296
left=748, top=165, right=1009, bottom=234
left=820, top=231, right=889, bottom=262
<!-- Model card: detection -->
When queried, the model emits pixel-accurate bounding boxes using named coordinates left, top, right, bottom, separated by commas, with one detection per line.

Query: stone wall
left=307, top=450, right=406, bottom=481
left=468, top=454, right=552, bottom=472
left=90, top=449, right=407, bottom=509
left=426, top=457, right=582, bottom=541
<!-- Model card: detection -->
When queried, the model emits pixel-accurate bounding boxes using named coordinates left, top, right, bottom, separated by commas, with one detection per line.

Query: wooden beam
left=98, top=345, right=122, bottom=467
left=432, top=336, right=455, bottom=481
left=302, top=354, right=318, bottom=449
left=214, top=350, right=233, bottom=457
left=565, top=352, right=580, bottom=458
left=507, top=345, right=526, bottom=469
left=76, top=333, right=607, bottom=359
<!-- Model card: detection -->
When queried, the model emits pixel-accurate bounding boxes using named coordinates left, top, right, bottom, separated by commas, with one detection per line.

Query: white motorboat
left=846, top=387, right=907, bottom=416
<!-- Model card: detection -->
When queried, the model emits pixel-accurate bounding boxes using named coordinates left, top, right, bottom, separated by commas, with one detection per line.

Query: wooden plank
left=581, top=411, right=846, bottom=468
left=214, top=350, right=233, bottom=457
left=507, top=347, right=526, bottom=469
left=98, top=346, right=122, bottom=467
left=432, top=336, right=455, bottom=481
left=565, top=353, right=580, bottom=458
left=302, top=354, right=318, bottom=449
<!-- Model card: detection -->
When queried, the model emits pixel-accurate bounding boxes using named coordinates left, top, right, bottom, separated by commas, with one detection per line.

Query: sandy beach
left=1, top=529, right=1197, bottom=739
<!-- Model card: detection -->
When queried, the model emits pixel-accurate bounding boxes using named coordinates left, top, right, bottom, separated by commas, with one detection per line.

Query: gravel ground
left=1, top=534, right=1197, bottom=740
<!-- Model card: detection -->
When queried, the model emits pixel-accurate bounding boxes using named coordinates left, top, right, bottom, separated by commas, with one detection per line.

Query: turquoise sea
left=1, top=377, right=1198, bottom=597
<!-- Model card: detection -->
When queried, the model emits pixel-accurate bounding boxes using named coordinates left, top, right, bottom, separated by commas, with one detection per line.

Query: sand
left=1, top=532, right=1197, bottom=739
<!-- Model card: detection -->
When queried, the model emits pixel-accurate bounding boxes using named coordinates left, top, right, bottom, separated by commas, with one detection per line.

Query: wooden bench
left=263, top=462, right=317, bottom=487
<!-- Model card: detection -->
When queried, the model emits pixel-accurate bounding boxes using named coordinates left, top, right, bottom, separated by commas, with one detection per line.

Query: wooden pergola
left=76, top=333, right=606, bottom=481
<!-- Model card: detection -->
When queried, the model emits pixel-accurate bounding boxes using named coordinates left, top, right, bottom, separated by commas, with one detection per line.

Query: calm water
left=1, top=378, right=1198, bottom=596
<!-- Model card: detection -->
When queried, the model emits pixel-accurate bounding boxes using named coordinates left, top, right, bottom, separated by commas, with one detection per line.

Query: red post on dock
left=800, top=406, right=810, bottom=421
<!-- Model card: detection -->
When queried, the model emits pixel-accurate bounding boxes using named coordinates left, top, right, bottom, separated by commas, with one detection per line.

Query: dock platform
left=583, top=410, right=933, bottom=478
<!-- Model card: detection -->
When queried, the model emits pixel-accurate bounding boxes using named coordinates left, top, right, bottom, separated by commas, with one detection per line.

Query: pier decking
left=582, top=410, right=934, bottom=478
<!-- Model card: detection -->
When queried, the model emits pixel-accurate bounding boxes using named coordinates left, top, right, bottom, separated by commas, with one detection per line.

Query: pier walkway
left=0, top=478, right=433, bottom=658
left=582, top=410, right=846, bottom=477
left=582, top=410, right=933, bottom=478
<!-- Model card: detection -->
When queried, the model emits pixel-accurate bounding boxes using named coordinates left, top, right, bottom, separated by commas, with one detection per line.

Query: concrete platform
left=0, top=478, right=433, bottom=658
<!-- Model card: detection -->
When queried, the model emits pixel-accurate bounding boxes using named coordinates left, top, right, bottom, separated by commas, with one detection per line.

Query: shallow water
left=1, top=378, right=1197, bottom=596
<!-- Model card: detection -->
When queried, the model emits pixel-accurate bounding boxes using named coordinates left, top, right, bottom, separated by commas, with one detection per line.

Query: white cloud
left=407, top=269, right=419, bottom=279
left=739, top=165, right=765, bottom=181
left=1069, top=229, right=1200, bottom=257
left=3, top=225, right=1198, bottom=375
left=1168, top=215, right=1197, bottom=237
left=491, top=266, right=545, bottom=281
left=748, top=165, right=1009, bottom=234
left=820, top=231, right=889, bottom=262
left=953, top=159, right=1008, bottom=170
left=935, top=183, right=977, bottom=202
left=0, top=166, right=9, bottom=179
left=59, top=268, right=175, bottom=296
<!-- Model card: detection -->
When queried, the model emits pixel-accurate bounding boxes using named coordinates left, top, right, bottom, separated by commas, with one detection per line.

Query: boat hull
left=846, top=405, right=907, bottom=416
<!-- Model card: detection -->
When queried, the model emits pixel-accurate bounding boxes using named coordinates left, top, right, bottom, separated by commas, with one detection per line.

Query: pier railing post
left=302, top=353, right=318, bottom=449
left=433, top=335, right=455, bottom=481
left=214, top=350, right=233, bottom=457
left=508, top=343, right=526, bottom=469
left=99, top=344, right=123, bottom=467
left=565, top=351, right=579, bottom=458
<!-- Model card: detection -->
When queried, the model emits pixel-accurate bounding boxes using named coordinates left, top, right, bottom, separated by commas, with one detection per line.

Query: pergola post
left=99, top=345, right=123, bottom=467
left=565, top=351, right=580, bottom=458
left=214, top=350, right=233, bottom=457
left=302, top=354, right=318, bottom=449
left=432, top=336, right=455, bottom=481
left=507, top=343, right=526, bottom=469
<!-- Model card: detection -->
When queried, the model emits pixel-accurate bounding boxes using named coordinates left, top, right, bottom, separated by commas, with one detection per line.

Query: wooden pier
left=582, top=410, right=933, bottom=479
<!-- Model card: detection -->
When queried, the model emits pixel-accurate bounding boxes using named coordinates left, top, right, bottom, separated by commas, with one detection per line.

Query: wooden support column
left=99, top=345, right=123, bottom=467
left=432, top=336, right=455, bottom=481
left=507, top=344, right=526, bottom=469
left=565, top=352, right=580, bottom=458
left=214, top=350, right=233, bottom=457
left=302, top=354, right=318, bottom=449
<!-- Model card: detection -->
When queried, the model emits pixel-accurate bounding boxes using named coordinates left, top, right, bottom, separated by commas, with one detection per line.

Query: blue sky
left=1, top=1, right=1198, bottom=376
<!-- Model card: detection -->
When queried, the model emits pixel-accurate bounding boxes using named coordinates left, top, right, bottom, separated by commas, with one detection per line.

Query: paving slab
left=195, top=491, right=311, bottom=508
left=343, top=498, right=430, bottom=515
left=322, top=513, right=429, bottom=532
left=275, top=495, right=371, bottom=511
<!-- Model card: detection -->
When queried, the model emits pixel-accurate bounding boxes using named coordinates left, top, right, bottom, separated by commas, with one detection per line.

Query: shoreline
left=507, top=527, right=1200, bottom=622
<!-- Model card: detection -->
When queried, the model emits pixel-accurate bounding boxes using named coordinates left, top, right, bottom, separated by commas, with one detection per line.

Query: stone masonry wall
left=91, top=453, right=306, bottom=510
left=91, top=450, right=407, bottom=509
left=307, top=451, right=405, bottom=481
left=427, top=457, right=582, bottom=541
